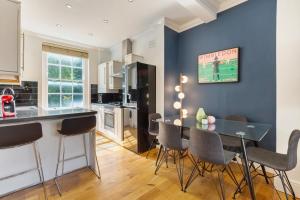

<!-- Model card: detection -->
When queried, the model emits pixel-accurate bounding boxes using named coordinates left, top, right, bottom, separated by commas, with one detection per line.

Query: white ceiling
left=21, top=0, right=247, bottom=48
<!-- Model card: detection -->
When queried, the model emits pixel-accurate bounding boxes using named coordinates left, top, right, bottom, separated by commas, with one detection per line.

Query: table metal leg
left=241, top=137, right=256, bottom=200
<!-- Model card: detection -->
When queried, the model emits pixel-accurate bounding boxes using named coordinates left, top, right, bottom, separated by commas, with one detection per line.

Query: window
left=47, top=53, right=84, bottom=108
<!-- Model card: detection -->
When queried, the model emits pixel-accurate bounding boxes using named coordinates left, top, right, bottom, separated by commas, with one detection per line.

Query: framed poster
left=198, top=47, right=239, bottom=83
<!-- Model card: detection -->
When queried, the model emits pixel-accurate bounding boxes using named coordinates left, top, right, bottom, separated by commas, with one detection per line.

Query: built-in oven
left=103, top=107, right=115, bottom=132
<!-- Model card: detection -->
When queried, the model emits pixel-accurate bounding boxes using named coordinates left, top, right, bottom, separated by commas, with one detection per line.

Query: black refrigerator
left=122, top=62, right=156, bottom=153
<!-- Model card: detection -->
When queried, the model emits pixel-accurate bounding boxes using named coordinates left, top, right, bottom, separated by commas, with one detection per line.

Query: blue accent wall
left=164, top=27, right=179, bottom=116
left=164, top=0, right=277, bottom=150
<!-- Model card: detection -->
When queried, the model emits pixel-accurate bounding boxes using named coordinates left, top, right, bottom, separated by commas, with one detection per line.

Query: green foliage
left=47, top=54, right=84, bottom=108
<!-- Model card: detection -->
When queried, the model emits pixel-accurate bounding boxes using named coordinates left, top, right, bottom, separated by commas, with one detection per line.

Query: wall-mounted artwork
left=198, top=47, right=239, bottom=83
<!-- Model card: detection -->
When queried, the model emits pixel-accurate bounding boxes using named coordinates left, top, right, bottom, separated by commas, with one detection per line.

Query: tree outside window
left=47, top=53, right=84, bottom=108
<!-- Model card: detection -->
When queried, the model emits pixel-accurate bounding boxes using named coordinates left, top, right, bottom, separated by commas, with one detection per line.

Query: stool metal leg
left=54, top=135, right=63, bottom=196
left=91, top=131, right=101, bottom=179
left=84, top=131, right=101, bottom=179
left=83, top=133, right=89, bottom=166
left=33, top=142, right=47, bottom=199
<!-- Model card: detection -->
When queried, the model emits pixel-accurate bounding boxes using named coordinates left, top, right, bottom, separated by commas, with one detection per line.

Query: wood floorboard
left=1, top=134, right=298, bottom=200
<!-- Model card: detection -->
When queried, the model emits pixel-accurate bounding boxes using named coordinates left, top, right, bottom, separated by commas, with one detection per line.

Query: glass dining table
left=161, top=115, right=272, bottom=200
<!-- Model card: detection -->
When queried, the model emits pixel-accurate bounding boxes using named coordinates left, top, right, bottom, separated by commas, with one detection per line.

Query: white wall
left=276, top=0, right=300, bottom=197
left=109, top=23, right=165, bottom=116
left=22, top=32, right=110, bottom=107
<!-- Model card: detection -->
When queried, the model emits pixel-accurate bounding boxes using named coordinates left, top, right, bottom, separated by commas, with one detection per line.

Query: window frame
left=43, top=52, right=87, bottom=110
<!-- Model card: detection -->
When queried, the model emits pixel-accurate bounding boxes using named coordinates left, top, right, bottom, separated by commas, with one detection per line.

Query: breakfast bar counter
left=0, top=107, right=98, bottom=196
left=0, top=107, right=97, bottom=124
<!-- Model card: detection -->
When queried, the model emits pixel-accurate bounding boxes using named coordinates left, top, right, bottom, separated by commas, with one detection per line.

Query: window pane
left=47, top=53, right=84, bottom=109
left=61, top=67, right=72, bottom=80
left=73, top=95, right=83, bottom=107
left=48, top=94, right=60, bottom=108
left=48, top=54, right=60, bottom=64
left=48, top=82, right=60, bottom=93
left=73, top=83, right=83, bottom=93
left=61, top=83, right=72, bottom=93
left=73, top=68, right=82, bottom=81
left=73, top=58, right=82, bottom=68
left=61, top=95, right=72, bottom=107
left=61, top=56, right=72, bottom=66
left=48, top=65, right=60, bottom=79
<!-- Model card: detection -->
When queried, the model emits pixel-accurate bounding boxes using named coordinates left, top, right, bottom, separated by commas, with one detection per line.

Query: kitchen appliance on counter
left=122, top=62, right=156, bottom=153
left=0, top=88, right=16, bottom=117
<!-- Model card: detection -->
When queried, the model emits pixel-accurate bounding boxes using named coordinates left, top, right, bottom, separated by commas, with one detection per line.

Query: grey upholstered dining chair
left=221, top=115, right=249, bottom=152
left=146, top=113, right=162, bottom=165
left=221, top=115, right=269, bottom=184
left=184, top=128, right=240, bottom=199
left=246, top=130, right=300, bottom=200
left=155, top=122, right=189, bottom=190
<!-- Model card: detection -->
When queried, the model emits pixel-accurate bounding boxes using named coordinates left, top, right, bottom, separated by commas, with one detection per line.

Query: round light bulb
left=178, top=92, right=185, bottom=99
left=182, top=109, right=188, bottom=115
left=182, top=114, right=188, bottom=119
left=174, top=119, right=182, bottom=126
left=173, top=101, right=182, bottom=109
left=181, top=75, right=188, bottom=84
left=175, top=85, right=181, bottom=92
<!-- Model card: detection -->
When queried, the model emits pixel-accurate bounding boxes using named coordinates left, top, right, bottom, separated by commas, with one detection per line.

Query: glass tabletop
left=161, top=115, right=272, bottom=142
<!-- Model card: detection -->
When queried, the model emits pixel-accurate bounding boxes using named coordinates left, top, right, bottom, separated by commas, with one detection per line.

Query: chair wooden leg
left=184, top=157, right=199, bottom=192
left=217, top=169, right=226, bottom=200
left=155, top=145, right=162, bottom=166
left=283, top=171, right=296, bottom=200
left=279, top=171, right=289, bottom=200
left=146, top=138, right=156, bottom=159
left=174, top=151, right=184, bottom=191
left=261, top=165, right=269, bottom=184
left=154, top=149, right=167, bottom=175
left=225, top=165, right=242, bottom=193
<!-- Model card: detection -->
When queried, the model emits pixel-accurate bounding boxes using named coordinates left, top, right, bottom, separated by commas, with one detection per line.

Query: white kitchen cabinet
left=114, top=107, right=123, bottom=141
left=91, top=104, right=104, bottom=132
left=0, top=0, right=21, bottom=75
left=98, top=61, right=122, bottom=93
left=98, top=62, right=109, bottom=93
left=108, top=61, right=122, bottom=90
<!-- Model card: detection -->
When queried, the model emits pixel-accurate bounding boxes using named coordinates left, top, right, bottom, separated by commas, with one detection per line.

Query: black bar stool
left=54, top=115, right=100, bottom=195
left=0, top=123, right=46, bottom=198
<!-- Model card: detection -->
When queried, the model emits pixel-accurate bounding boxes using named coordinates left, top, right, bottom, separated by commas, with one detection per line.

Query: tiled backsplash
left=0, top=81, right=38, bottom=107
left=91, top=84, right=98, bottom=103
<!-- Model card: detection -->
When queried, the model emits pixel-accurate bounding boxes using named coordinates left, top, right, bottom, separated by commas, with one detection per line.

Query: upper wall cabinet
left=0, top=0, right=21, bottom=75
left=98, top=61, right=122, bottom=93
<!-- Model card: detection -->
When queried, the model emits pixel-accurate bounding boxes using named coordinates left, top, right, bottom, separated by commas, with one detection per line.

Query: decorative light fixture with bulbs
left=173, top=73, right=188, bottom=126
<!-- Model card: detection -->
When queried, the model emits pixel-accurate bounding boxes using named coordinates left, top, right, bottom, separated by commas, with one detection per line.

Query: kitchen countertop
left=91, top=102, right=137, bottom=109
left=0, top=107, right=97, bottom=124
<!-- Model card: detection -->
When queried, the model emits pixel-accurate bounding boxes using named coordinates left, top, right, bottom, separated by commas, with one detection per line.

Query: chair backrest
left=225, top=115, right=248, bottom=123
left=0, top=123, right=42, bottom=149
left=189, top=127, right=226, bottom=165
left=148, top=113, right=162, bottom=134
left=60, top=116, right=96, bottom=136
left=158, top=122, right=183, bottom=150
left=286, top=130, right=300, bottom=170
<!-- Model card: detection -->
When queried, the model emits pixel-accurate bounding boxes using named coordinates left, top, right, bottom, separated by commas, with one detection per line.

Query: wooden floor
left=1, top=135, right=297, bottom=200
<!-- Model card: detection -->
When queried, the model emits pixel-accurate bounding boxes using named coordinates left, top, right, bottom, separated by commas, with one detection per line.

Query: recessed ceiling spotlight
left=128, top=0, right=134, bottom=2
left=88, top=33, right=94, bottom=36
left=65, top=3, right=72, bottom=8
left=103, top=19, right=109, bottom=23
left=56, top=24, right=62, bottom=28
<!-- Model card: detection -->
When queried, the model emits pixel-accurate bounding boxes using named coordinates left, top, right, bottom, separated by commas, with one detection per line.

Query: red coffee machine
left=0, top=88, right=16, bottom=118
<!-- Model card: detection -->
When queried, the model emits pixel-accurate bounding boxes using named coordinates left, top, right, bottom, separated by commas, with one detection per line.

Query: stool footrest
left=58, top=154, right=87, bottom=163
left=0, top=167, right=38, bottom=181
